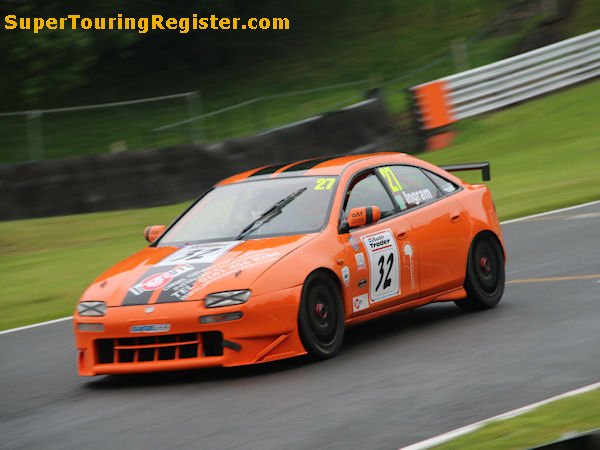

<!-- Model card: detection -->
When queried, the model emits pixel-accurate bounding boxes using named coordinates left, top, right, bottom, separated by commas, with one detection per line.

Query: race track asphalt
left=1, top=202, right=599, bottom=450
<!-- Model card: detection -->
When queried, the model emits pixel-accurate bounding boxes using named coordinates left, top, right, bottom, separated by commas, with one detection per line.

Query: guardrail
left=410, top=29, right=600, bottom=130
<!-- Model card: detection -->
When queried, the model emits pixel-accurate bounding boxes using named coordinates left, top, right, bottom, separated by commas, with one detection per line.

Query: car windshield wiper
left=236, top=187, right=307, bottom=240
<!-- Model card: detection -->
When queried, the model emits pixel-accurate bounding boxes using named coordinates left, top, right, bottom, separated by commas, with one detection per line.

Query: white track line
left=500, top=199, right=600, bottom=224
left=0, top=316, right=72, bottom=335
left=401, top=381, right=600, bottom=450
left=1, top=199, right=599, bottom=336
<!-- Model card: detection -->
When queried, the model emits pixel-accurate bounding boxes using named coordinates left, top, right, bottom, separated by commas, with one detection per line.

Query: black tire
left=298, top=272, right=345, bottom=359
left=455, top=234, right=505, bottom=311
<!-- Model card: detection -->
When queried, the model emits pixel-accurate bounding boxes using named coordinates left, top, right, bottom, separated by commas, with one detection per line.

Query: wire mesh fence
left=148, top=80, right=371, bottom=147
left=0, top=92, right=198, bottom=163
left=0, top=82, right=376, bottom=163
left=0, top=0, right=546, bottom=163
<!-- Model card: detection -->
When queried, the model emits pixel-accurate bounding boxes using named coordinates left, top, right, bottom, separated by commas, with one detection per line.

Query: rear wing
left=440, top=162, right=491, bottom=181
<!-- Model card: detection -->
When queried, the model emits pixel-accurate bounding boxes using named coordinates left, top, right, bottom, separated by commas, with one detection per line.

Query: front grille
left=95, top=331, right=223, bottom=364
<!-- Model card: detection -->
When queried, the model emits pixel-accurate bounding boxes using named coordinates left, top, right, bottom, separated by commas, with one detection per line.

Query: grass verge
left=0, top=80, right=599, bottom=330
left=434, top=387, right=600, bottom=450
left=422, top=80, right=600, bottom=220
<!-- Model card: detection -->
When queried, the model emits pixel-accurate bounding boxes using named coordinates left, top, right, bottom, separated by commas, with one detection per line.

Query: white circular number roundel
left=361, top=229, right=400, bottom=302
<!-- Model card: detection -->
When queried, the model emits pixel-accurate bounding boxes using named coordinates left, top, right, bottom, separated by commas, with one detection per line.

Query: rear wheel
left=298, top=272, right=345, bottom=359
left=455, top=234, right=505, bottom=311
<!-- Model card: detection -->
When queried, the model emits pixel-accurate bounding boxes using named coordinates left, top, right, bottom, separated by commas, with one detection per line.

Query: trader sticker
left=155, top=241, right=241, bottom=267
left=361, top=229, right=400, bottom=302
left=352, top=293, right=369, bottom=313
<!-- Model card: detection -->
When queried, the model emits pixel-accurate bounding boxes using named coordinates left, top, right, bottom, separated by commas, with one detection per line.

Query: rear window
left=424, top=170, right=459, bottom=194
left=377, top=165, right=443, bottom=211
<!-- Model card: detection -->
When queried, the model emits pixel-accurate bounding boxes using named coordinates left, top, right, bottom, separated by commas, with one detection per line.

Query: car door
left=380, top=165, right=470, bottom=297
left=339, top=169, right=420, bottom=316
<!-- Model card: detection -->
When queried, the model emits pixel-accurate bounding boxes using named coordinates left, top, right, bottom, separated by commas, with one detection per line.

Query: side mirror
left=144, top=225, right=166, bottom=243
left=347, top=206, right=381, bottom=229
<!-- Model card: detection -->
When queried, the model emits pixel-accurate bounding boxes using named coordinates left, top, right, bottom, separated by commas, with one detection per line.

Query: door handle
left=396, top=230, right=408, bottom=240
left=450, top=210, right=461, bottom=223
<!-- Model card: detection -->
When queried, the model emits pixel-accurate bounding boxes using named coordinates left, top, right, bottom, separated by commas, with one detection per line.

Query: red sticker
left=129, top=265, right=195, bottom=296
left=140, top=272, right=174, bottom=292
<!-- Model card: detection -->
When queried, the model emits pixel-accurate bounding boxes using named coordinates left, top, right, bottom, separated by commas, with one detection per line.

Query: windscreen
left=159, top=176, right=338, bottom=244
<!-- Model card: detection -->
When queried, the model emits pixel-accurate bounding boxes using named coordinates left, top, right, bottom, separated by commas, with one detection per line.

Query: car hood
left=81, top=235, right=316, bottom=307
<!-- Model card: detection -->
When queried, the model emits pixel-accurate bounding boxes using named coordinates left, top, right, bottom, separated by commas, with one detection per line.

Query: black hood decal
left=121, top=242, right=240, bottom=306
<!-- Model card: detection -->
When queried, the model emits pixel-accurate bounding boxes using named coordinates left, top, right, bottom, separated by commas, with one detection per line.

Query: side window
left=343, top=171, right=396, bottom=219
left=424, top=170, right=459, bottom=194
left=378, top=165, right=443, bottom=211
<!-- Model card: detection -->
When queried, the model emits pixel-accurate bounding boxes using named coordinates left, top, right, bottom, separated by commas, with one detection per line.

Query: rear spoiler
left=440, top=162, right=491, bottom=181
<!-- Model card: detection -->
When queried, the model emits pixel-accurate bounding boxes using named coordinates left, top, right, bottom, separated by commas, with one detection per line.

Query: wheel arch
left=304, top=267, right=344, bottom=310
left=472, top=229, right=506, bottom=262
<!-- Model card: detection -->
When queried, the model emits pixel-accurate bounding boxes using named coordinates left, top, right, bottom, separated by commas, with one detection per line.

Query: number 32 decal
left=361, top=229, right=400, bottom=302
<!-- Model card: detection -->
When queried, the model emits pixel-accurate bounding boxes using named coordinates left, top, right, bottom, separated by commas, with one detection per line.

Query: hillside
left=1, top=0, right=551, bottom=161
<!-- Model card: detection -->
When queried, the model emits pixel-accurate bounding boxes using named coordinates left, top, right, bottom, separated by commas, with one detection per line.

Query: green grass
left=0, top=205, right=183, bottom=330
left=435, top=388, right=600, bottom=449
left=0, top=80, right=599, bottom=330
left=421, top=80, right=600, bottom=220
left=0, top=0, right=544, bottom=162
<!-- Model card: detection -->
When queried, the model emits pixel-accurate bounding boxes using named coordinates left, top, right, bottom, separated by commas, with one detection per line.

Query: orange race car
left=74, top=153, right=505, bottom=376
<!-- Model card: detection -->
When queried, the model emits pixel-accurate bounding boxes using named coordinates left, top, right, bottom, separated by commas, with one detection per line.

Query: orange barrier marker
left=412, top=81, right=455, bottom=130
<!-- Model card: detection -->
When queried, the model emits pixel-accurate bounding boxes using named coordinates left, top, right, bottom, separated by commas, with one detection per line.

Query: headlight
left=77, top=301, right=106, bottom=317
left=204, top=290, right=251, bottom=308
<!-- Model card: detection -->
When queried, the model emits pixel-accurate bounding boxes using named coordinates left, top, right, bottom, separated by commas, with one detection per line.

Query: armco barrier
left=410, top=29, right=600, bottom=130
left=0, top=96, right=394, bottom=220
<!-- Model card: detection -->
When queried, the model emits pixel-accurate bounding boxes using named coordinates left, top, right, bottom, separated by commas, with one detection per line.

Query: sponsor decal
left=355, top=252, right=366, bottom=270
left=358, top=278, right=367, bottom=288
left=348, top=235, right=360, bottom=252
left=155, top=241, right=241, bottom=267
left=145, top=306, right=155, bottom=313
left=401, top=188, right=433, bottom=206
left=122, top=243, right=281, bottom=305
left=403, top=242, right=416, bottom=289
left=394, top=194, right=407, bottom=210
left=341, top=266, right=350, bottom=287
left=193, top=252, right=281, bottom=288
left=129, top=265, right=194, bottom=296
left=441, top=182, right=455, bottom=193
left=378, top=167, right=403, bottom=193
left=314, top=177, right=336, bottom=190
left=361, top=229, right=400, bottom=302
left=130, top=324, right=170, bottom=333
left=156, top=266, right=208, bottom=302
left=159, top=251, right=283, bottom=302
left=352, top=293, right=369, bottom=313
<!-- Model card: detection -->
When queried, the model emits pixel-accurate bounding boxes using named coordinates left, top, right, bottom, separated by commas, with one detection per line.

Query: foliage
left=0, top=0, right=510, bottom=108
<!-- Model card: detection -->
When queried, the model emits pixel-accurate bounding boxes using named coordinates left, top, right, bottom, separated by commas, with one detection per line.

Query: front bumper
left=74, top=285, right=305, bottom=376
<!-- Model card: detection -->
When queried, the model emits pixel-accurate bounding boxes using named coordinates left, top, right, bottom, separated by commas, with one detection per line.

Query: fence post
left=26, top=110, right=44, bottom=161
left=185, top=91, right=203, bottom=144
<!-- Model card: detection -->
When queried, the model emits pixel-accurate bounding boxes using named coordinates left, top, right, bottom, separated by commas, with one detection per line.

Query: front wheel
left=298, top=272, right=345, bottom=359
left=455, top=234, right=505, bottom=311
